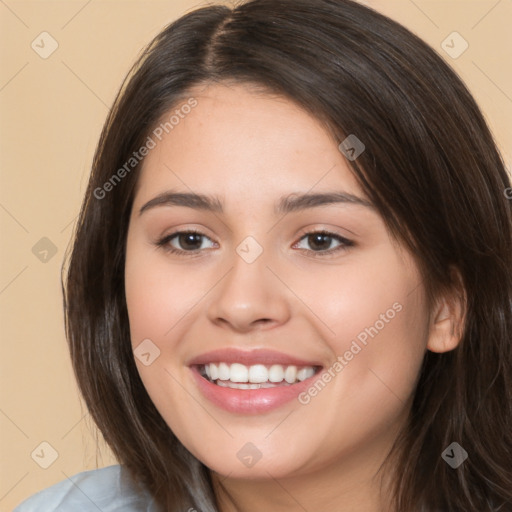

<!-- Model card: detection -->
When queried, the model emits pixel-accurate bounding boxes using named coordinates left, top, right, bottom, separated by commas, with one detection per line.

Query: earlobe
left=426, top=277, right=466, bottom=354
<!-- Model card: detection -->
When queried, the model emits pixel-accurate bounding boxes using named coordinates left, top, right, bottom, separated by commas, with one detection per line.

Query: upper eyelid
left=162, top=227, right=350, bottom=239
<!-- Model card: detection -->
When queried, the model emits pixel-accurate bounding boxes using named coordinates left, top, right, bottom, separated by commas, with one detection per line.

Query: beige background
left=1, top=0, right=511, bottom=510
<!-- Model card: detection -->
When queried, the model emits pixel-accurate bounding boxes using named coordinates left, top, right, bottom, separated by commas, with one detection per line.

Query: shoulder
left=13, top=464, right=158, bottom=512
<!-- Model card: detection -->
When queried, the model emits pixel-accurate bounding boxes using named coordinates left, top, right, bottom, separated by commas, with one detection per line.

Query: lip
left=188, top=348, right=323, bottom=414
left=187, top=348, right=323, bottom=367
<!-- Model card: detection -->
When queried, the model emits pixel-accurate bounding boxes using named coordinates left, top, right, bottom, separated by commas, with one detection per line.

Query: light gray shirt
left=13, top=464, right=159, bottom=512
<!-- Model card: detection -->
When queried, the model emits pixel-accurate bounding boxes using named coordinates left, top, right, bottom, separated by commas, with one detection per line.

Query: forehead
left=134, top=83, right=365, bottom=204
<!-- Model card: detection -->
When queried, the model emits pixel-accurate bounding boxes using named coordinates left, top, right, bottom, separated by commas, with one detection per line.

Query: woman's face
left=125, top=83, right=431, bottom=481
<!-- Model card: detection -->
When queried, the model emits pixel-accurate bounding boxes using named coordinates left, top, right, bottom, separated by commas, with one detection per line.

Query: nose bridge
left=206, top=236, right=291, bottom=331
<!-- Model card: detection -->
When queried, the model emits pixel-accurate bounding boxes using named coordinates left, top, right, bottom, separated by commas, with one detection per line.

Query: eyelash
left=155, top=229, right=354, bottom=258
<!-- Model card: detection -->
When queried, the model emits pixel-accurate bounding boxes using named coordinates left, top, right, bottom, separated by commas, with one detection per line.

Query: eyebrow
left=138, top=190, right=373, bottom=216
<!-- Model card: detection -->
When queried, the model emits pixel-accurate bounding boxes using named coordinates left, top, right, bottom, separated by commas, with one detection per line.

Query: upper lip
left=188, top=348, right=323, bottom=368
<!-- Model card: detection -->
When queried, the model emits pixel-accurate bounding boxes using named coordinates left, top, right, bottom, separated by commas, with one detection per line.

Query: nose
left=206, top=247, right=292, bottom=333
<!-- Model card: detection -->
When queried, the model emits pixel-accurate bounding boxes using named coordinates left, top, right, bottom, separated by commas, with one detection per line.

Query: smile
left=188, top=349, right=324, bottom=414
left=199, top=362, right=319, bottom=388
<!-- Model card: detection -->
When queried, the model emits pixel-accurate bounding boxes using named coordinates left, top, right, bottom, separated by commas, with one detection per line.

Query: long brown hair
left=63, top=0, right=512, bottom=510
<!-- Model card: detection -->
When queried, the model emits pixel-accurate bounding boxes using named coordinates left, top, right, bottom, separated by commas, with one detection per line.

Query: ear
left=426, top=269, right=466, bottom=354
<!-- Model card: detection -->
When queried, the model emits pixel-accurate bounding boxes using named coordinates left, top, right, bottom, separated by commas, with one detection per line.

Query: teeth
left=269, top=364, right=284, bottom=382
left=248, top=364, right=268, bottom=383
left=216, top=380, right=277, bottom=389
left=218, top=362, right=230, bottom=381
left=284, top=365, right=297, bottom=383
left=230, top=363, right=249, bottom=382
left=297, top=367, right=315, bottom=381
left=202, top=362, right=318, bottom=385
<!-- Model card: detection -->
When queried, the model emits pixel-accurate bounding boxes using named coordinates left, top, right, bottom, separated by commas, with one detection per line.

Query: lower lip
left=190, top=366, right=319, bottom=414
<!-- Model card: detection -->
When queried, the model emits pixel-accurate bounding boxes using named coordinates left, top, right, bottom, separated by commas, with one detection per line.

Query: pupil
left=180, top=233, right=201, bottom=250
left=309, top=234, right=331, bottom=251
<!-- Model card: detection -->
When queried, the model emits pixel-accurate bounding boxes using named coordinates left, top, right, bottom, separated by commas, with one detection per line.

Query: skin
left=124, top=82, right=463, bottom=512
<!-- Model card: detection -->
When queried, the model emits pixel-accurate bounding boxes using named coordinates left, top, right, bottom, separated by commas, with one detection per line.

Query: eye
left=293, top=230, right=353, bottom=255
left=156, top=229, right=353, bottom=257
left=156, top=230, right=216, bottom=254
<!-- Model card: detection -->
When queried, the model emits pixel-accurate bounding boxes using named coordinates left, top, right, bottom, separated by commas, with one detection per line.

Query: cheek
left=319, top=253, right=429, bottom=409
left=124, top=244, right=204, bottom=441
left=124, top=243, right=214, bottom=346
left=286, top=255, right=429, bottom=469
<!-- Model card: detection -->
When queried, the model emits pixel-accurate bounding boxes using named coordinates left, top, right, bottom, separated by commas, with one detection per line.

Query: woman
left=15, top=0, right=512, bottom=510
